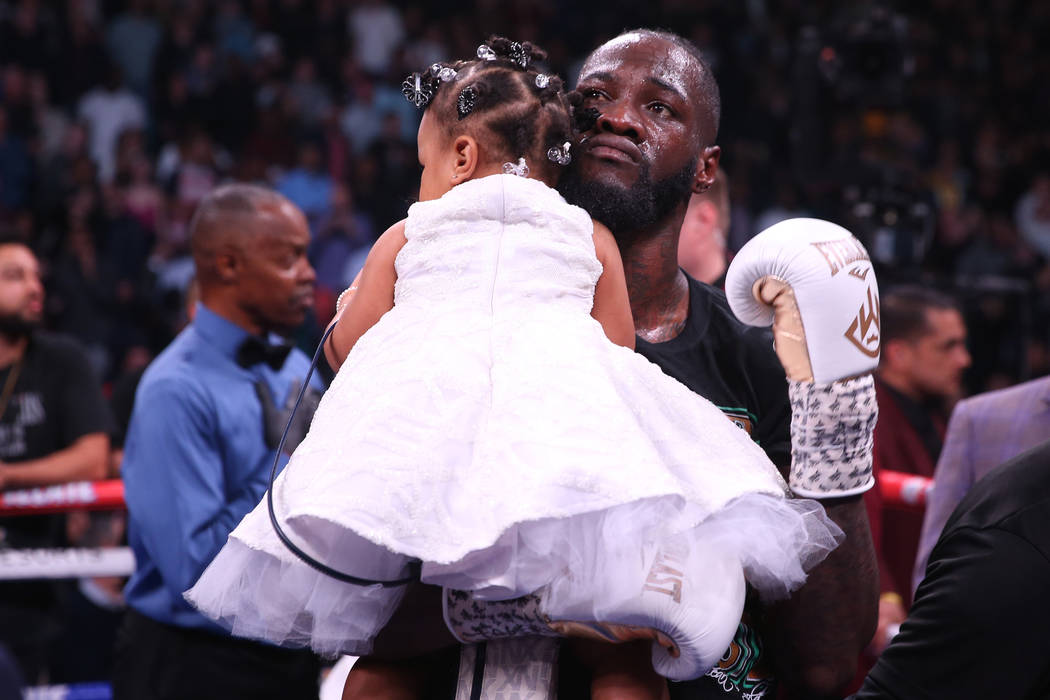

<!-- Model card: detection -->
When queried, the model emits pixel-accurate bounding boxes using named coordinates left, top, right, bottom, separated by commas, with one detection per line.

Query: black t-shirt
left=0, top=333, right=112, bottom=613
left=635, top=275, right=791, bottom=475
left=638, top=276, right=791, bottom=700
left=0, top=333, right=111, bottom=471
left=851, top=440, right=1050, bottom=700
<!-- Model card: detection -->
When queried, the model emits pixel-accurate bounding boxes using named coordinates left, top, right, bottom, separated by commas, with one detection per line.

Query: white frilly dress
left=186, top=174, right=842, bottom=657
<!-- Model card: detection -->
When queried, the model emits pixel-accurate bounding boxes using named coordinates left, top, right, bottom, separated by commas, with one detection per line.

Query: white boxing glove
left=444, top=538, right=745, bottom=682
left=725, top=218, right=880, bottom=384
left=726, top=218, right=879, bottom=498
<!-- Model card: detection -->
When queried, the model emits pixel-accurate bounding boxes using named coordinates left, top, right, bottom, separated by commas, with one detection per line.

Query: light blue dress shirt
left=123, top=304, right=324, bottom=631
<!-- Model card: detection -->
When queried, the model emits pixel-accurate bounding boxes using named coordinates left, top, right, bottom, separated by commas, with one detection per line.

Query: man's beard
left=559, top=153, right=698, bottom=246
left=0, top=312, right=40, bottom=340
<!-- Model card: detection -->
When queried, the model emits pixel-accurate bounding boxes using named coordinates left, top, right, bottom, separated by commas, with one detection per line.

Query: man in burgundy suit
left=865, top=286, right=970, bottom=655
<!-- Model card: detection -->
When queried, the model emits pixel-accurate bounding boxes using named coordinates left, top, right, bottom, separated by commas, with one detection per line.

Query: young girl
left=187, top=38, right=841, bottom=698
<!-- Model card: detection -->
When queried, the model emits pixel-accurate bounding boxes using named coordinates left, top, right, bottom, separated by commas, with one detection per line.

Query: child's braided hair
left=402, top=36, right=595, bottom=185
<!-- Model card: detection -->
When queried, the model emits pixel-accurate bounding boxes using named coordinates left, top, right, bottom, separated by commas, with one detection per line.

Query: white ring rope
left=0, top=547, right=135, bottom=580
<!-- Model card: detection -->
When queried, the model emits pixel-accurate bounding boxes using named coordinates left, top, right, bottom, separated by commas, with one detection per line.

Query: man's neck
left=0, top=335, right=29, bottom=369
left=618, top=223, right=691, bottom=344
left=198, top=295, right=264, bottom=338
left=876, top=369, right=922, bottom=403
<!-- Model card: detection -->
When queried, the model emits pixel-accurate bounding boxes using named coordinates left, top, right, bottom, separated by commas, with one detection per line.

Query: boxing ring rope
left=877, top=470, right=935, bottom=508
left=1, top=480, right=134, bottom=580
left=0, top=480, right=126, bottom=515
left=0, top=473, right=933, bottom=581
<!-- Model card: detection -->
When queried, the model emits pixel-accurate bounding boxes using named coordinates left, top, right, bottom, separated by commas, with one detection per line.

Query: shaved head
left=189, top=184, right=297, bottom=282
left=188, top=183, right=315, bottom=335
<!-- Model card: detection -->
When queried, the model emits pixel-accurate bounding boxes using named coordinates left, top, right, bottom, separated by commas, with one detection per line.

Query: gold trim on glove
left=753, top=276, right=814, bottom=382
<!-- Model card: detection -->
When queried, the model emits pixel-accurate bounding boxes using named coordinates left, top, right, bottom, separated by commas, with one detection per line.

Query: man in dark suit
left=852, top=439, right=1050, bottom=700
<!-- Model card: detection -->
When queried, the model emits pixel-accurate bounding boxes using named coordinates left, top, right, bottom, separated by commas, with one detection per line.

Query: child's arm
left=591, top=220, right=636, bottom=349
left=326, top=220, right=407, bottom=367
left=322, top=269, right=361, bottom=371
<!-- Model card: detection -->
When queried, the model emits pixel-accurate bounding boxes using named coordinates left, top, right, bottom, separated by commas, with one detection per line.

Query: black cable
left=266, top=323, right=421, bottom=587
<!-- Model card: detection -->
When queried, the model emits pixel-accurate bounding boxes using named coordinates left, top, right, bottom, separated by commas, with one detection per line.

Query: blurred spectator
left=122, top=157, right=165, bottom=235
left=55, top=2, right=109, bottom=108
left=214, top=0, right=256, bottom=63
left=35, top=122, right=91, bottom=225
left=678, top=169, right=730, bottom=285
left=286, top=57, right=332, bottom=130
left=242, top=102, right=296, bottom=172
left=153, top=14, right=200, bottom=96
left=170, top=129, right=221, bottom=212
left=47, top=201, right=118, bottom=375
left=0, top=0, right=54, bottom=71
left=1, top=65, right=34, bottom=140
left=865, top=286, right=971, bottom=656
left=1014, top=170, right=1050, bottom=261
left=754, top=178, right=808, bottom=233
left=272, top=0, right=316, bottom=62
left=0, top=106, right=32, bottom=216
left=348, top=0, right=405, bottom=77
left=320, top=106, right=352, bottom=184
left=183, top=43, right=220, bottom=100
left=0, top=234, right=111, bottom=684
left=209, top=56, right=257, bottom=154
left=312, top=0, right=350, bottom=86
left=339, top=73, right=385, bottom=155
left=309, top=182, right=375, bottom=309
left=27, top=71, right=70, bottom=164
left=364, top=112, right=419, bottom=229
left=276, top=141, right=333, bottom=234
left=104, top=0, right=161, bottom=98
left=75, top=65, right=145, bottom=183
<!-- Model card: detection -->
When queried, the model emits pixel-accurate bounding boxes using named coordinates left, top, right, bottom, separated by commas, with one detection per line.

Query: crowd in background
left=1, top=0, right=1048, bottom=391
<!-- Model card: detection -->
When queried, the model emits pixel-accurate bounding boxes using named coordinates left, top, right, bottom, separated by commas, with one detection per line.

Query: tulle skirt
left=186, top=489, right=840, bottom=657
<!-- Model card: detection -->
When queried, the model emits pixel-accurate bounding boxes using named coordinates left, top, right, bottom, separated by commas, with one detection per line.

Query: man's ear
left=882, top=338, right=910, bottom=371
left=692, top=145, right=721, bottom=195
left=450, top=135, right=480, bottom=184
left=215, top=247, right=239, bottom=284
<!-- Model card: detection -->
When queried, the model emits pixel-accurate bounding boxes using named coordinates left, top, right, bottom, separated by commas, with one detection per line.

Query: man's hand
left=255, top=380, right=322, bottom=453
left=867, top=592, right=906, bottom=656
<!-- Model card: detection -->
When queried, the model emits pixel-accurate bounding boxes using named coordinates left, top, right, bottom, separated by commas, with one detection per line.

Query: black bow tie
left=236, top=337, right=293, bottom=371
